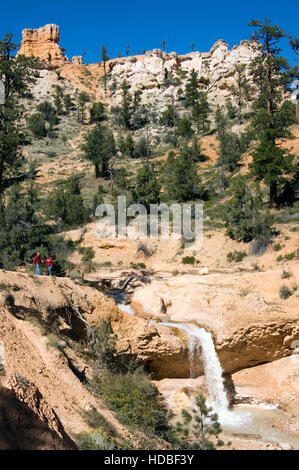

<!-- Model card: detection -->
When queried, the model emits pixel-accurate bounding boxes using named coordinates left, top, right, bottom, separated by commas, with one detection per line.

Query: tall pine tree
left=249, top=19, right=296, bottom=206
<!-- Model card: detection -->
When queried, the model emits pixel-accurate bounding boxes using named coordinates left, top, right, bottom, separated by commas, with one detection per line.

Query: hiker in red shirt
left=46, top=255, right=54, bottom=276
left=33, top=252, right=42, bottom=276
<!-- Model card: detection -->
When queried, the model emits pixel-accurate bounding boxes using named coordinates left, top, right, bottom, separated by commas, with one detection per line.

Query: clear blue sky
left=1, top=0, right=298, bottom=65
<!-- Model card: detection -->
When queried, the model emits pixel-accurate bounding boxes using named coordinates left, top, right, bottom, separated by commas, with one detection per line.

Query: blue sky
left=1, top=0, right=298, bottom=65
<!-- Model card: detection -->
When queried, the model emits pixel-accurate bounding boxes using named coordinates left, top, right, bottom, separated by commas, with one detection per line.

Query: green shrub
left=280, top=285, right=293, bottom=300
left=273, top=243, right=282, bottom=252
left=281, top=269, right=292, bottom=279
left=100, top=261, right=112, bottom=267
left=28, top=112, right=47, bottom=138
left=182, top=256, right=196, bottom=265
left=90, top=369, right=169, bottom=435
left=277, top=252, right=296, bottom=262
left=130, top=262, right=146, bottom=269
left=78, top=429, right=117, bottom=450
left=227, top=250, right=247, bottom=263
left=83, top=408, right=117, bottom=437
left=284, top=252, right=296, bottom=261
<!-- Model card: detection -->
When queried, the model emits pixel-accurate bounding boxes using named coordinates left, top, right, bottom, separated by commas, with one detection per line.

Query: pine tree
left=164, top=149, right=202, bottom=202
left=160, top=103, right=178, bottom=128
left=28, top=113, right=47, bottom=138
left=37, top=101, right=58, bottom=125
left=185, top=69, right=200, bottom=119
left=249, top=18, right=296, bottom=206
left=175, top=394, right=229, bottom=450
left=177, top=116, right=193, bottom=138
left=289, top=36, right=299, bottom=123
left=90, top=102, right=106, bottom=124
left=76, top=91, right=90, bottom=124
left=63, top=94, right=74, bottom=114
left=0, top=33, right=36, bottom=196
left=101, top=45, right=109, bottom=74
left=81, top=124, right=116, bottom=178
left=225, top=175, right=273, bottom=253
left=53, top=85, right=63, bottom=115
left=123, top=133, right=135, bottom=157
left=194, top=92, right=211, bottom=135
left=101, top=46, right=110, bottom=97
left=229, top=64, right=252, bottom=124
left=131, top=164, right=161, bottom=210
left=120, top=80, right=132, bottom=129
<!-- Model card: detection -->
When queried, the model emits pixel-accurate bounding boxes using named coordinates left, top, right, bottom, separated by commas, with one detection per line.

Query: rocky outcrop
left=18, top=24, right=68, bottom=64
left=131, top=268, right=299, bottom=374
left=107, top=40, right=259, bottom=111
left=72, top=56, right=83, bottom=65
left=95, top=299, right=192, bottom=379
left=0, top=383, right=75, bottom=450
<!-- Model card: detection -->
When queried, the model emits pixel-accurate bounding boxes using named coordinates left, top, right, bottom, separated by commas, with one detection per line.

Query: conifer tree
left=76, top=91, right=90, bottom=124
left=249, top=18, right=296, bottom=206
left=131, top=164, right=161, bottom=210
left=164, top=149, right=202, bottom=202
left=229, top=64, right=252, bottom=124
left=0, top=33, right=36, bottom=196
left=194, top=92, right=211, bottom=135
left=120, top=80, right=132, bottom=129
left=101, top=46, right=110, bottom=96
left=81, top=124, right=116, bottom=178
left=289, top=36, right=299, bottom=123
left=185, top=69, right=200, bottom=119
left=224, top=175, right=273, bottom=254
left=90, top=102, right=106, bottom=124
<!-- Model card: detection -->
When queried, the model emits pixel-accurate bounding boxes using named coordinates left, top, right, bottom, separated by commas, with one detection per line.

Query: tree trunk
left=269, top=180, right=278, bottom=207
left=95, top=163, right=100, bottom=179
left=296, top=99, right=299, bottom=124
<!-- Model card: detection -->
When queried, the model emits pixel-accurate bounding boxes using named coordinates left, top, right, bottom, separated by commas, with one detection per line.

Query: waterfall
left=160, top=322, right=229, bottom=416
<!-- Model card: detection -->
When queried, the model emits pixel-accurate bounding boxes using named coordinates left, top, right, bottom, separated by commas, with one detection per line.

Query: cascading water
left=116, top=301, right=299, bottom=447
left=160, top=322, right=230, bottom=419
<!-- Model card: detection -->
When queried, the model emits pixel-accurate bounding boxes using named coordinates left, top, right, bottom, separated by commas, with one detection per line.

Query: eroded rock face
left=95, top=300, right=193, bottom=379
left=131, top=270, right=299, bottom=374
left=18, top=24, right=67, bottom=64
left=107, top=40, right=259, bottom=111
left=0, top=382, right=76, bottom=450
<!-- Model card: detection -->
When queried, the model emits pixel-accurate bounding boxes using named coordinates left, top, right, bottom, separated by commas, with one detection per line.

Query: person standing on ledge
left=46, top=255, right=54, bottom=276
left=33, top=252, right=42, bottom=276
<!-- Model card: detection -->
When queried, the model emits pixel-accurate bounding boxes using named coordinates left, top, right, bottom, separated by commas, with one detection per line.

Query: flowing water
left=115, top=299, right=299, bottom=448
left=160, top=321, right=250, bottom=427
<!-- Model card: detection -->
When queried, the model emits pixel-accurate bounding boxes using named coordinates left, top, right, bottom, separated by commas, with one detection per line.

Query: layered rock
left=18, top=24, right=68, bottom=64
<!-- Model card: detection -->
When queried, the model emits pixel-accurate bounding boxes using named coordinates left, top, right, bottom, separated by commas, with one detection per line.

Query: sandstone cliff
left=18, top=24, right=68, bottom=64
